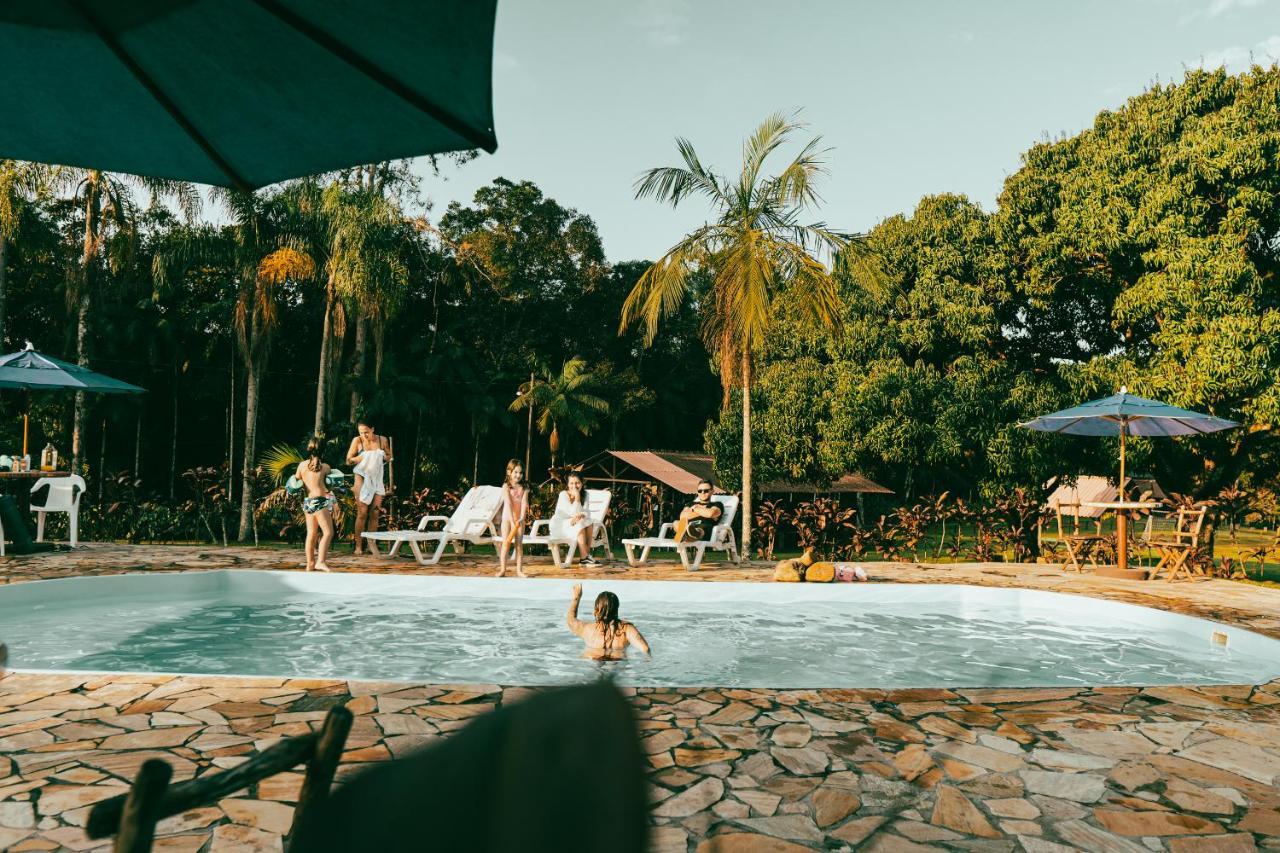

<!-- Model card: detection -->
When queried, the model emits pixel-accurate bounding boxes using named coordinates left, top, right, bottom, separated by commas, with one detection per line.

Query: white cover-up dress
left=549, top=491, right=592, bottom=541
left=352, top=449, right=386, bottom=506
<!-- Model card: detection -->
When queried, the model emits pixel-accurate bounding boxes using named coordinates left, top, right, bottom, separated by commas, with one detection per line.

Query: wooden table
left=1083, top=500, right=1160, bottom=578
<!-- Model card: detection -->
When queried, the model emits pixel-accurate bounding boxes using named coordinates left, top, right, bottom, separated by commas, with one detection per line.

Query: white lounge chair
left=362, top=485, right=503, bottom=565
left=622, top=495, right=740, bottom=571
left=522, top=488, right=612, bottom=568
left=32, top=474, right=85, bottom=548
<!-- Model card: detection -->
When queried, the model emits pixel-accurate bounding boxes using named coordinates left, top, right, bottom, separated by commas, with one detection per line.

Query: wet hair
left=566, top=472, right=585, bottom=504
left=505, top=458, right=523, bottom=486
left=306, top=436, right=323, bottom=472
left=357, top=419, right=373, bottom=430
left=594, top=591, right=623, bottom=648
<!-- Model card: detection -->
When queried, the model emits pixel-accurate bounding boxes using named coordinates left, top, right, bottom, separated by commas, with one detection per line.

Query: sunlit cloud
left=629, top=0, right=691, bottom=47
left=1206, top=0, right=1266, bottom=16
left=1180, top=0, right=1267, bottom=24
left=1191, top=33, right=1280, bottom=72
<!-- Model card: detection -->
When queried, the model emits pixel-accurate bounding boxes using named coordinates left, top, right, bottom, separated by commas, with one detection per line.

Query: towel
left=353, top=449, right=385, bottom=505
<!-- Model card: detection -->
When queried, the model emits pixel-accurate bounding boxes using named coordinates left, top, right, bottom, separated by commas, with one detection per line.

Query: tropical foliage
left=2, top=66, right=1279, bottom=550
left=710, top=67, right=1280, bottom=508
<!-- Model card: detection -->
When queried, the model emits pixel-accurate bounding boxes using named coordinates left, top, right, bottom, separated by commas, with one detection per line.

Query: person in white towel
left=551, top=473, right=598, bottom=567
left=345, top=420, right=392, bottom=555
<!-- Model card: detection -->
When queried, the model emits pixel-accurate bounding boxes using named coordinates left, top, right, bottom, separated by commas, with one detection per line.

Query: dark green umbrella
left=0, top=343, right=145, bottom=456
left=0, top=0, right=497, bottom=191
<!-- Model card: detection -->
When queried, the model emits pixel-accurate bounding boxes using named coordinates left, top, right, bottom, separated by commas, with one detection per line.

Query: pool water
left=3, top=571, right=1278, bottom=688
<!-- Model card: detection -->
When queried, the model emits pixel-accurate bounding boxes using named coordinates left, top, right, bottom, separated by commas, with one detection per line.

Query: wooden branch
left=287, top=706, right=353, bottom=849
left=113, top=759, right=172, bottom=853
left=88, top=733, right=316, bottom=839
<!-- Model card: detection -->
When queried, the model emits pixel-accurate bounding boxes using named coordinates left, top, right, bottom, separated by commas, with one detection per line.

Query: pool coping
left=3, top=545, right=1280, bottom=851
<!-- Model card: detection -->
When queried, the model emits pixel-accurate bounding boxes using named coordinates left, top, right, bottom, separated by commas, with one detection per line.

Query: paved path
left=2, top=544, right=1279, bottom=851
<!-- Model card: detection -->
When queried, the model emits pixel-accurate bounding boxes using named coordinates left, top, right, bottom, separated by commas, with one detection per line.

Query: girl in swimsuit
left=565, top=584, right=650, bottom=660
left=296, top=437, right=335, bottom=572
left=346, top=421, right=392, bottom=555
left=496, top=459, right=528, bottom=578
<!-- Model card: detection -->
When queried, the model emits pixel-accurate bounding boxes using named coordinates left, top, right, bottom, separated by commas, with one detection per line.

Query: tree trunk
left=313, top=276, right=334, bottom=435
left=97, top=417, right=107, bottom=502
left=373, top=320, right=385, bottom=384
left=170, top=364, right=179, bottom=499
left=71, top=291, right=90, bottom=473
left=0, top=233, right=8, bottom=350
left=134, top=411, right=143, bottom=482
left=71, top=174, right=99, bottom=476
left=348, top=311, right=366, bottom=422
left=740, top=351, right=752, bottom=563
left=237, top=360, right=261, bottom=541
left=227, top=340, right=235, bottom=499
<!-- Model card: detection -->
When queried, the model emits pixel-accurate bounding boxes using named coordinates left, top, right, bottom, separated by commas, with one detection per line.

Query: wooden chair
left=1050, top=501, right=1105, bottom=572
left=1145, top=507, right=1208, bottom=582
left=86, top=705, right=352, bottom=852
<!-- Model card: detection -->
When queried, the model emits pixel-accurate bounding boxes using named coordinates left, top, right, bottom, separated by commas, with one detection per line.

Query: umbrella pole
left=22, top=412, right=28, bottom=459
left=1118, top=423, right=1126, bottom=502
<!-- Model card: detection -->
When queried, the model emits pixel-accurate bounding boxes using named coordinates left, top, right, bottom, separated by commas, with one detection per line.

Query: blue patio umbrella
left=1019, top=387, right=1238, bottom=499
left=0, top=343, right=145, bottom=457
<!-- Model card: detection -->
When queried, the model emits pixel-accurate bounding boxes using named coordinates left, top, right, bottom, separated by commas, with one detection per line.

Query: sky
left=412, top=0, right=1280, bottom=264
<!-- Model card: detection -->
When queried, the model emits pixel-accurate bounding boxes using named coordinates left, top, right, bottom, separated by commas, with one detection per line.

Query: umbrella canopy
left=0, top=0, right=498, bottom=191
left=1020, top=389, right=1238, bottom=437
left=1019, top=387, right=1238, bottom=498
left=0, top=345, right=145, bottom=394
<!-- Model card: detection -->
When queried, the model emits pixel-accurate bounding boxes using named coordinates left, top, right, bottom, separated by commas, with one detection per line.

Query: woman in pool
left=496, top=458, right=528, bottom=578
left=296, top=436, right=336, bottom=572
left=551, top=472, right=597, bottom=567
left=566, top=583, right=650, bottom=660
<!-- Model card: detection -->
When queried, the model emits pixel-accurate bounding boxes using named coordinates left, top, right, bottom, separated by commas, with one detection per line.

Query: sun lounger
left=622, top=495, right=740, bottom=571
left=522, top=488, right=612, bottom=568
left=362, top=485, right=503, bottom=565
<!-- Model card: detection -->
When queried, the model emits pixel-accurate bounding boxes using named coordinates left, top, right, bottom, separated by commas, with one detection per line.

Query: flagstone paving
left=2, top=544, right=1280, bottom=851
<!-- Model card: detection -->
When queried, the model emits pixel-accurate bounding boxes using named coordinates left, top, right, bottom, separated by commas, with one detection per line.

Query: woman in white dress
left=550, top=473, right=597, bottom=567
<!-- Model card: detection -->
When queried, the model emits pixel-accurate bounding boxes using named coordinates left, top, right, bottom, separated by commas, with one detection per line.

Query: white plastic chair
left=362, top=485, right=504, bottom=565
left=622, top=495, right=740, bottom=571
left=31, top=474, right=86, bottom=548
left=523, top=488, right=612, bottom=568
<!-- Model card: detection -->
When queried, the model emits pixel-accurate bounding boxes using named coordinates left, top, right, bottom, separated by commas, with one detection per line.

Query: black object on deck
left=0, top=494, right=53, bottom=554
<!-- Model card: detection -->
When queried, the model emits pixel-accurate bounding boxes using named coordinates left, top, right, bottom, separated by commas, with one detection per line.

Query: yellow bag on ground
left=773, top=559, right=803, bottom=582
left=804, top=562, right=835, bottom=582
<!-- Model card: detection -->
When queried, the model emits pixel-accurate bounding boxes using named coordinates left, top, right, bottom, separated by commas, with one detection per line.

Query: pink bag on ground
left=833, top=563, right=868, bottom=582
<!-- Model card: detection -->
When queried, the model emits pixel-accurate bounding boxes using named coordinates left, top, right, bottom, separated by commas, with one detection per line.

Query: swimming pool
left=3, top=571, right=1278, bottom=688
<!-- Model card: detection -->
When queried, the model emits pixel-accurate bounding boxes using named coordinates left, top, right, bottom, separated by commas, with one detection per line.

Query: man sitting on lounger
left=673, top=480, right=722, bottom=542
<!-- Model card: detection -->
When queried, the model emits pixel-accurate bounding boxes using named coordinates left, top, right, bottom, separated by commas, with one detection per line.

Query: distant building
left=1044, top=475, right=1167, bottom=517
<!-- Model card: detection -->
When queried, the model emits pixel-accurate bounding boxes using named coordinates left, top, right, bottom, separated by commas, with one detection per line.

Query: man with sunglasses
left=673, top=479, right=724, bottom=543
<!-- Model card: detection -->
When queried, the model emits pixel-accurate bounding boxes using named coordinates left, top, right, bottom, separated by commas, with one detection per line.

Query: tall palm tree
left=509, top=358, right=610, bottom=472
left=620, top=114, right=855, bottom=558
left=0, top=161, right=52, bottom=349
left=154, top=189, right=311, bottom=540
left=57, top=168, right=199, bottom=473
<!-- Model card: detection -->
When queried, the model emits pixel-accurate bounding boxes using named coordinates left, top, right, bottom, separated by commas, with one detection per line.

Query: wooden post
left=287, top=705, right=353, bottom=850
left=114, top=759, right=172, bottom=853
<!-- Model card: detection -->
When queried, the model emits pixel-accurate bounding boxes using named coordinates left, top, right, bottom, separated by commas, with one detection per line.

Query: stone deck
left=2, top=544, right=1280, bottom=852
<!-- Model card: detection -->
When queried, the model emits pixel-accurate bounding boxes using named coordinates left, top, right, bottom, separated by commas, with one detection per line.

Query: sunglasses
left=697, top=488, right=711, bottom=494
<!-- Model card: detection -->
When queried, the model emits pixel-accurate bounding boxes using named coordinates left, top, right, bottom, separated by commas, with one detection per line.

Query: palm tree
left=154, top=189, right=312, bottom=540
left=0, top=161, right=52, bottom=349
left=620, top=114, right=856, bottom=558
left=509, top=358, right=610, bottom=472
left=57, top=168, right=199, bottom=473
